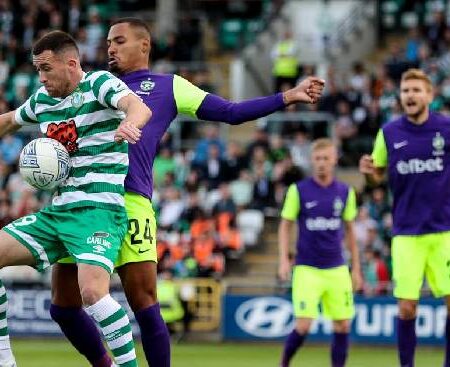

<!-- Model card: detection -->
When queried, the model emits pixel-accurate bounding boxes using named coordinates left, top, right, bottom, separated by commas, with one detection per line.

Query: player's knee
left=80, top=286, right=105, bottom=306
left=333, top=320, right=350, bottom=333
left=295, top=319, right=311, bottom=335
left=399, top=301, right=417, bottom=319
left=128, top=285, right=157, bottom=312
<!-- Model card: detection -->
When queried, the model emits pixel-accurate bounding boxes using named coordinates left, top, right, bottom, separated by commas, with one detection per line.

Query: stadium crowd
left=0, top=1, right=448, bottom=295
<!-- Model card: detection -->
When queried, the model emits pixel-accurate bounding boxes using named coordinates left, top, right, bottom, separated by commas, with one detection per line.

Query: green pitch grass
left=11, top=339, right=443, bottom=366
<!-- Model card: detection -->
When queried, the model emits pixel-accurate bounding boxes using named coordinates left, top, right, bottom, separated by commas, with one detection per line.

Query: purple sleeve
left=196, top=93, right=286, bottom=125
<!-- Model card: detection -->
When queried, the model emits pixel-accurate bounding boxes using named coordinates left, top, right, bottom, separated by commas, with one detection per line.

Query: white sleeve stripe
left=97, top=78, right=118, bottom=106
left=86, top=71, right=109, bottom=83
left=24, top=101, right=37, bottom=121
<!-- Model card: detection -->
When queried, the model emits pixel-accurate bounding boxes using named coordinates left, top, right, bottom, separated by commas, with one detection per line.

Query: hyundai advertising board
left=6, top=288, right=141, bottom=336
left=222, top=295, right=446, bottom=344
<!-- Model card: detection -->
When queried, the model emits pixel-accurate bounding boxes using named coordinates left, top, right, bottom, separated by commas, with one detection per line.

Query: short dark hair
left=32, top=31, right=79, bottom=56
left=112, top=17, right=151, bottom=37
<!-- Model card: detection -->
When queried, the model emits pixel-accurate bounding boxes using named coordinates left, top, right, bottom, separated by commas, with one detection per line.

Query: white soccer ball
left=19, top=138, right=71, bottom=191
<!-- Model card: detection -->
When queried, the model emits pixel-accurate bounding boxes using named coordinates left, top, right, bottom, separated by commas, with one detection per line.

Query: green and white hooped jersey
left=15, top=70, right=134, bottom=211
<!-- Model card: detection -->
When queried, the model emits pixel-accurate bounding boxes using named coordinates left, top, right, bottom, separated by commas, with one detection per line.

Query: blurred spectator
left=193, top=125, right=226, bottom=166
left=174, top=149, right=191, bottom=188
left=334, top=100, right=357, bottom=158
left=0, top=52, right=9, bottom=86
left=405, top=27, right=421, bottom=63
left=378, top=78, right=398, bottom=123
left=198, top=144, right=227, bottom=190
left=192, top=68, right=215, bottom=94
left=354, top=206, right=378, bottom=249
left=289, top=130, right=312, bottom=174
left=384, top=41, right=411, bottom=82
left=153, top=147, right=176, bottom=189
left=159, top=187, right=185, bottom=231
left=246, top=128, right=270, bottom=158
left=0, top=192, right=12, bottom=227
left=184, top=170, right=201, bottom=194
left=366, top=186, right=390, bottom=229
left=269, top=134, right=289, bottom=163
left=77, top=28, right=95, bottom=64
left=0, top=133, right=22, bottom=165
left=426, top=10, right=447, bottom=55
left=348, top=62, right=370, bottom=93
left=224, top=141, right=248, bottom=181
left=157, top=269, right=185, bottom=336
left=212, top=183, right=236, bottom=217
left=358, top=99, right=382, bottom=138
left=67, top=0, right=81, bottom=35
left=0, top=159, right=11, bottom=189
left=229, top=169, right=253, bottom=209
left=250, top=146, right=272, bottom=178
left=252, top=164, right=275, bottom=211
left=318, top=80, right=347, bottom=114
left=362, top=248, right=390, bottom=296
left=271, top=30, right=299, bottom=92
left=85, top=10, right=104, bottom=53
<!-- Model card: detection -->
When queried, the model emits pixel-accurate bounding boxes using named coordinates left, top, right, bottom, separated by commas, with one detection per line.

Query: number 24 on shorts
left=128, top=218, right=153, bottom=246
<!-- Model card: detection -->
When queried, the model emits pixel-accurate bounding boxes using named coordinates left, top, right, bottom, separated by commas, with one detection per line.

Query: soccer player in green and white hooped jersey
left=47, top=18, right=326, bottom=367
left=0, top=31, right=151, bottom=367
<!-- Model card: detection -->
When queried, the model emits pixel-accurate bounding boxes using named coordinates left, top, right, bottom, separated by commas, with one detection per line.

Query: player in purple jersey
left=49, top=18, right=325, bottom=367
left=360, top=68, right=450, bottom=367
left=278, top=138, right=362, bottom=367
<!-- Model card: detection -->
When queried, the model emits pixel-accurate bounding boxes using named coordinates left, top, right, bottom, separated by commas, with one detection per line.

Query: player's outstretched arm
left=278, top=218, right=294, bottom=282
left=0, top=111, right=21, bottom=138
left=179, top=75, right=325, bottom=125
left=115, top=94, right=152, bottom=144
left=344, top=220, right=363, bottom=292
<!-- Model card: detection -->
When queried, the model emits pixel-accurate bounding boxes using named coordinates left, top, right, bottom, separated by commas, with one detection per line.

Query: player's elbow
left=226, top=109, right=246, bottom=125
left=220, top=103, right=246, bottom=125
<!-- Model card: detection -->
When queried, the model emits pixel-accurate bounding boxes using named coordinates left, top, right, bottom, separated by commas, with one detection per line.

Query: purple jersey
left=281, top=178, right=357, bottom=269
left=372, top=112, right=450, bottom=235
left=120, top=69, right=285, bottom=199
left=120, top=71, right=178, bottom=198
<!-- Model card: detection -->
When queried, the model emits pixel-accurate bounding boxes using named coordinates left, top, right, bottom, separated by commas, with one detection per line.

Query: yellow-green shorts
left=59, top=192, right=157, bottom=269
left=292, top=265, right=354, bottom=320
left=392, top=232, right=450, bottom=300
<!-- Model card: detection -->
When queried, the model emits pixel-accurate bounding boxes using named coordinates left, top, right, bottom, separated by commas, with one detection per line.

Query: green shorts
left=292, top=265, right=354, bottom=320
left=3, top=206, right=128, bottom=273
left=392, top=232, right=450, bottom=300
left=59, top=192, right=157, bottom=269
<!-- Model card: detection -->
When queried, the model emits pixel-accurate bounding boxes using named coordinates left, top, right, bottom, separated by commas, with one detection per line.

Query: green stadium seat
left=219, top=19, right=245, bottom=50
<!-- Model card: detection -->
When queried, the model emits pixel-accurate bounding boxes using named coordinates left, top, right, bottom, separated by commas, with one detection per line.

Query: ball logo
left=31, top=172, right=55, bottom=189
left=235, top=297, right=294, bottom=338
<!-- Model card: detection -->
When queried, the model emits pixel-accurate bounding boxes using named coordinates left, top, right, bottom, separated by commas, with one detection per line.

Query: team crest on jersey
left=46, top=119, right=79, bottom=153
left=333, top=197, right=344, bottom=216
left=432, top=132, right=445, bottom=156
left=140, top=79, right=155, bottom=92
left=71, top=90, right=84, bottom=108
